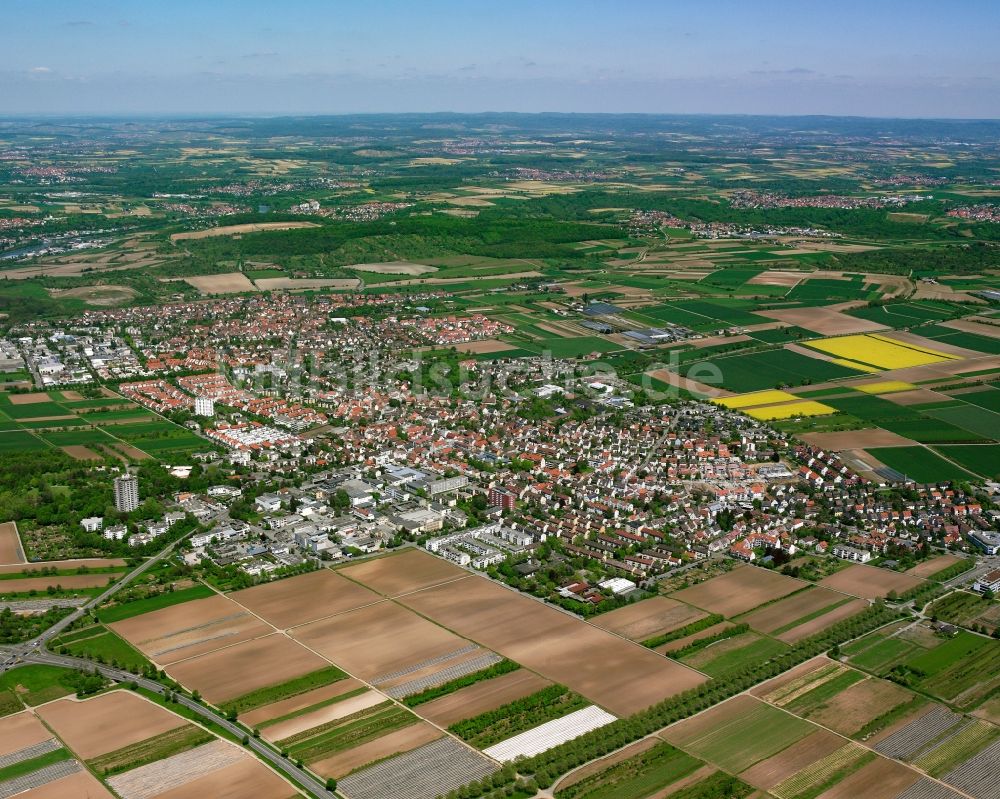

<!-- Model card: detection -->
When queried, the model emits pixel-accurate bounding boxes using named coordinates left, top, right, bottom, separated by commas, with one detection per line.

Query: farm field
left=0, top=522, right=24, bottom=565
left=391, top=553, right=706, bottom=716
left=108, top=593, right=273, bottom=664
left=240, top=678, right=367, bottom=729
left=338, top=548, right=468, bottom=596
left=35, top=690, right=195, bottom=761
left=661, top=694, right=814, bottom=773
left=738, top=586, right=862, bottom=641
left=818, top=563, right=924, bottom=600
left=866, top=446, right=978, bottom=482
left=415, top=668, right=551, bottom=727
left=926, top=591, right=1000, bottom=635
left=676, top=631, right=791, bottom=677
left=166, top=634, right=334, bottom=706
left=229, top=568, right=381, bottom=628
left=669, top=565, right=807, bottom=617
left=906, top=554, right=966, bottom=579
left=590, top=596, right=708, bottom=642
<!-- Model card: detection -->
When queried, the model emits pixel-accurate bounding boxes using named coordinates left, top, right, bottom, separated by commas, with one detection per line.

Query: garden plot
left=895, top=778, right=966, bottom=799
left=337, top=737, right=496, bottom=799
left=482, top=705, right=617, bottom=761
left=165, top=634, right=332, bottom=705
left=109, top=594, right=271, bottom=665
left=739, top=729, right=845, bottom=791
left=942, top=737, right=1000, bottom=799
left=815, top=756, right=921, bottom=799
left=670, top=565, right=806, bottom=617
left=874, top=706, right=966, bottom=761
left=229, top=569, right=382, bottom=629
left=768, top=742, right=874, bottom=799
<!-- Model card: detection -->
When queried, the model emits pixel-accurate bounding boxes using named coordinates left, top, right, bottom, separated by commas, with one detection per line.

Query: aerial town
left=0, top=7, right=999, bottom=797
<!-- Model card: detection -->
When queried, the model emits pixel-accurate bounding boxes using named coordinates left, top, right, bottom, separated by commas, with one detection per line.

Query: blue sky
left=2, top=0, right=998, bottom=117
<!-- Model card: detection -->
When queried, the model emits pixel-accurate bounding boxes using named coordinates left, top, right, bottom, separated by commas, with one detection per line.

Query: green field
left=98, top=584, right=216, bottom=623
left=279, top=701, right=417, bottom=763
left=682, top=348, right=864, bottom=391
left=449, top=685, right=589, bottom=748
left=866, top=446, right=977, bottom=482
left=0, top=430, right=49, bottom=452
left=51, top=624, right=152, bottom=671
left=555, top=741, right=703, bottom=799
left=670, top=698, right=813, bottom=773
left=933, top=444, right=1000, bottom=479
left=222, top=666, right=348, bottom=715
left=0, top=664, right=77, bottom=706
left=677, top=632, right=790, bottom=678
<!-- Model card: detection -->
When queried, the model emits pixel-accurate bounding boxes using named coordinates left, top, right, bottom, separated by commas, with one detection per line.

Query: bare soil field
left=776, top=599, right=868, bottom=643
left=21, top=770, right=114, bottom=799
left=453, top=339, right=517, bottom=354
left=942, top=318, right=1000, bottom=339
left=291, top=601, right=471, bottom=682
left=182, top=273, right=258, bottom=294
left=883, top=389, right=952, bottom=406
left=740, top=587, right=851, bottom=634
left=670, top=566, right=806, bottom=617
left=819, top=564, right=924, bottom=600
left=347, top=261, right=437, bottom=276
left=230, top=569, right=381, bottom=629
left=815, top=755, right=919, bottom=799
left=170, top=221, right=318, bottom=241
left=7, top=393, right=51, bottom=405
left=400, top=575, right=705, bottom=716
left=0, top=573, right=116, bottom=592
left=417, top=669, right=552, bottom=727
left=309, top=722, right=443, bottom=779
left=0, top=557, right=125, bottom=574
left=339, top=549, right=468, bottom=597
left=590, top=596, right=707, bottom=642
left=906, top=554, right=964, bottom=578
left=740, top=730, right=844, bottom=790
left=149, top=754, right=297, bottom=799
left=757, top=305, right=888, bottom=335
left=167, top=634, right=330, bottom=704
left=800, top=429, right=916, bottom=449
left=109, top=442, right=152, bottom=460
left=262, top=690, right=387, bottom=742
left=0, top=711, right=53, bottom=756
left=36, top=690, right=185, bottom=759
left=109, top=594, right=272, bottom=665
left=805, top=677, right=915, bottom=737
left=252, top=277, right=362, bottom=290
left=0, top=521, right=24, bottom=565
left=61, top=445, right=102, bottom=460
left=746, top=270, right=807, bottom=288
left=241, top=678, right=364, bottom=728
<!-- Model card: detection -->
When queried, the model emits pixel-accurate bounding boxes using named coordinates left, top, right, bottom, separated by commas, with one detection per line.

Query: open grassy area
left=555, top=741, right=703, bottom=799
left=97, top=584, right=216, bottom=623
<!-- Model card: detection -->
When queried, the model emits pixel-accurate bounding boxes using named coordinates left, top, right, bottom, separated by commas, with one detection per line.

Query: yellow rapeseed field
left=714, top=390, right=798, bottom=409
left=745, top=401, right=837, bottom=420
left=856, top=381, right=916, bottom=394
left=807, top=334, right=957, bottom=370
left=829, top=358, right=881, bottom=374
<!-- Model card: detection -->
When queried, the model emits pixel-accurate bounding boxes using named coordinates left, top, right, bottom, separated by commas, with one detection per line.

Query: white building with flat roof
left=195, top=396, right=215, bottom=417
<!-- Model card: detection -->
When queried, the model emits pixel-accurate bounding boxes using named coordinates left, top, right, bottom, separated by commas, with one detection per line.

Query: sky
left=2, top=0, right=999, bottom=118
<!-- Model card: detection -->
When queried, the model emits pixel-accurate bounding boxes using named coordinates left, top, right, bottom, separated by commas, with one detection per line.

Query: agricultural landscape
left=0, top=110, right=999, bottom=799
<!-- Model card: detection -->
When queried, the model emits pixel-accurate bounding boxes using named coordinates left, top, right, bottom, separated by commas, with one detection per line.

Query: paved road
left=22, top=650, right=332, bottom=798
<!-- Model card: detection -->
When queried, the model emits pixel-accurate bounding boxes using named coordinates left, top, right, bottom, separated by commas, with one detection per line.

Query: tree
left=326, top=778, right=337, bottom=791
